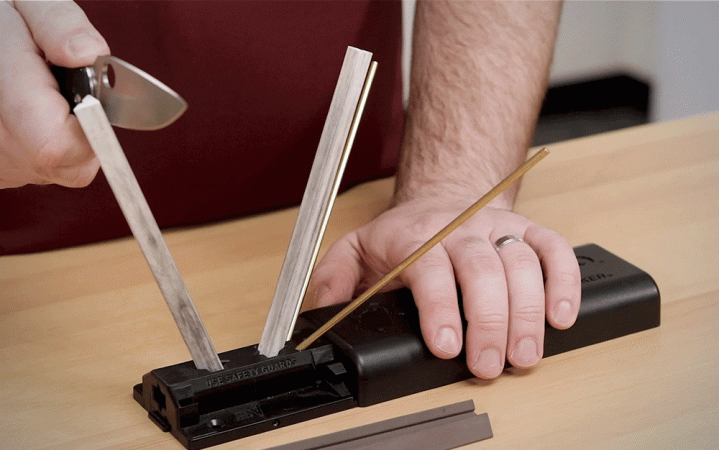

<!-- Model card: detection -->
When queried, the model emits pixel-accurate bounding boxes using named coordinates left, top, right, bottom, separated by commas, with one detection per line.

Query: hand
left=0, top=1, right=109, bottom=188
left=307, top=195, right=581, bottom=379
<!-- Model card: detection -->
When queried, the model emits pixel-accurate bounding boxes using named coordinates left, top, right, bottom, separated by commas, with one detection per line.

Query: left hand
left=306, top=195, right=581, bottom=379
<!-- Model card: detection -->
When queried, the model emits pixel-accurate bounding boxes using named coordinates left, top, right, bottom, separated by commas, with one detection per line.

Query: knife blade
left=51, top=55, right=187, bottom=130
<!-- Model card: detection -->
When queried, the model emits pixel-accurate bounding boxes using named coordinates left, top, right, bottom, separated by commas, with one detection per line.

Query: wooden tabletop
left=2, top=113, right=718, bottom=449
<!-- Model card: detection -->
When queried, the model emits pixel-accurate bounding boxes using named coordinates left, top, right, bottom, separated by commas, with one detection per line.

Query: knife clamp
left=134, top=244, right=660, bottom=449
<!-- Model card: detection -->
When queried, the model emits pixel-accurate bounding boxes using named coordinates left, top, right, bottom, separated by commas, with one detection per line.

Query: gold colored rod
left=295, top=147, right=550, bottom=351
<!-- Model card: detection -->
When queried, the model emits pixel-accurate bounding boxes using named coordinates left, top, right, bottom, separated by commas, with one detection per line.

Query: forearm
left=395, top=0, right=562, bottom=209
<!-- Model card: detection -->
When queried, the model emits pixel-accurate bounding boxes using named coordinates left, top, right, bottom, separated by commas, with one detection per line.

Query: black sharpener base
left=134, top=244, right=660, bottom=449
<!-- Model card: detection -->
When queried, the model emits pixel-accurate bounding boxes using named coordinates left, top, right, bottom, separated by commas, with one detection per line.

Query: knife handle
left=51, top=65, right=96, bottom=110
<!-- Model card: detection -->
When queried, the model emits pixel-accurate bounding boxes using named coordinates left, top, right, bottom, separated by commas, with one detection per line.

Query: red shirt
left=0, top=0, right=404, bottom=254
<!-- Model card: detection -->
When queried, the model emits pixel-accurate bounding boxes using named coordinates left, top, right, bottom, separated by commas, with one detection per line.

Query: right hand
left=0, top=0, right=109, bottom=188
left=308, top=195, right=580, bottom=380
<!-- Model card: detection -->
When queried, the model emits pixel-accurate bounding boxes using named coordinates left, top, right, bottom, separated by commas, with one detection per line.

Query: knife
left=54, top=56, right=224, bottom=372
left=52, top=55, right=187, bottom=130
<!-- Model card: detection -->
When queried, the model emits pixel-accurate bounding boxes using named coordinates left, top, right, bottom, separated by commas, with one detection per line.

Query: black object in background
left=534, top=74, right=651, bottom=145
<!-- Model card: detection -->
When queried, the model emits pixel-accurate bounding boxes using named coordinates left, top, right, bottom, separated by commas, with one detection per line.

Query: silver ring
left=494, top=235, right=526, bottom=251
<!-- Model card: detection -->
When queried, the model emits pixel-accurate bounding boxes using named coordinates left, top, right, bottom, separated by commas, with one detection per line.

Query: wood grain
left=1, top=113, right=718, bottom=449
left=258, top=47, right=374, bottom=357
left=73, top=96, right=223, bottom=372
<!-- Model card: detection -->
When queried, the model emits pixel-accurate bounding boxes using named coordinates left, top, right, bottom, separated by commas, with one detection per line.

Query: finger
left=493, top=233, right=545, bottom=369
left=0, top=6, right=98, bottom=187
left=524, top=225, right=581, bottom=329
left=401, top=245, right=462, bottom=359
left=14, top=0, right=109, bottom=67
left=446, top=235, right=508, bottom=379
left=52, top=155, right=100, bottom=188
left=28, top=113, right=100, bottom=187
left=0, top=59, right=98, bottom=186
left=306, top=234, right=364, bottom=310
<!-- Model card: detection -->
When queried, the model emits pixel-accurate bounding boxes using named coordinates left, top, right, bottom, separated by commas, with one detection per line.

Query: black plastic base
left=134, top=244, right=660, bottom=449
left=133, top=343, right=356, bottom=449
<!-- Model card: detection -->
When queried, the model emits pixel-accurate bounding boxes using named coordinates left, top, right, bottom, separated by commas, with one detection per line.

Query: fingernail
left=435, top=327, right=460, bottom=356
left=510, top=338, right=539, bottom=367
left=67, top=32, right=104, bottom=59
left=553, top=300, right=574, bottom=328
left=473, top=347, right=502, bottom=378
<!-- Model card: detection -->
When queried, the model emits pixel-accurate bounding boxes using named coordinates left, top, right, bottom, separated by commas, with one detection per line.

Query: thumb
left=14, top=1, right=109, bottom=67
left=305, top=235, right=364, bottom=310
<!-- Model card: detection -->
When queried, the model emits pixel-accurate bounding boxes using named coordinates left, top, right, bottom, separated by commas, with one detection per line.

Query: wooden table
left=2, top=113, right=718, bottom=449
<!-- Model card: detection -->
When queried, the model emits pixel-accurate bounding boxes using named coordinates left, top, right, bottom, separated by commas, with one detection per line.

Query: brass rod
left=295, top=147, right=549, bottom=351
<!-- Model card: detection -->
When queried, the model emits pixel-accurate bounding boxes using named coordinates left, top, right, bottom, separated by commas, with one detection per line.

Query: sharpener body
left=135, top=244, right=660, bottom=449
